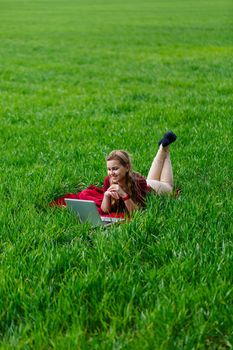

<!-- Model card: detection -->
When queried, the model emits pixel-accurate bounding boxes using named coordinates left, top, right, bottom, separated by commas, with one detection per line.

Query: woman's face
left=107, top=159, right=128, bottom=184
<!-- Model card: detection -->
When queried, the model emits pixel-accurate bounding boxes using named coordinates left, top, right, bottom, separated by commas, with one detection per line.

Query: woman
left=101, top=131, right=177, bottom=214
left=50, top=131, right=177, bottom=216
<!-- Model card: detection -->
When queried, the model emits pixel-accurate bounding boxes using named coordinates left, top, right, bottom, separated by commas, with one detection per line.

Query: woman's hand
left=107, top=184, right=126, bottom=199
left=104, top=189, right=120, bottom=200
left=101, top=185, right=124, bottom=213
left=102, top=184, right=138, bottom=214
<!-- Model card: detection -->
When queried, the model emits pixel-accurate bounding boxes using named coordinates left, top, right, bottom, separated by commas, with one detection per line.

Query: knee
left=147, top=180, right=173, bottom=195
left=165, top=184, right=173, bottom=194
left=158, top=184, right=173, bottom=195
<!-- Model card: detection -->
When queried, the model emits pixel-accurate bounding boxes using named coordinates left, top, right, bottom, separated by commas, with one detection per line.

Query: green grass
left=0, top=0, right=233, bottom=348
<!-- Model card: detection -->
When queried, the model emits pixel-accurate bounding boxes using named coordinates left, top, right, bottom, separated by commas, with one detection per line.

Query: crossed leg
left=146, top=145, right=173, bottom=194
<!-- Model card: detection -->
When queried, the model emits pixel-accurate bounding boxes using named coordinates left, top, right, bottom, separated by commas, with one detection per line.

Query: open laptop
left=65, top=199, right=124, bottom=227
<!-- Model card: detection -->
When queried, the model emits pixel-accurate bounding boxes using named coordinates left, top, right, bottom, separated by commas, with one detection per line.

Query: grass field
left=0, top=0, right=233, bottom=348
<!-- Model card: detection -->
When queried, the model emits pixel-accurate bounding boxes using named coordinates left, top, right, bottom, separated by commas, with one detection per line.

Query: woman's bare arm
left=122, top=197, right=138, bottom=213
left=107, top=184, right=139, bottom=213
left=101, top=192, right=111, bottom=213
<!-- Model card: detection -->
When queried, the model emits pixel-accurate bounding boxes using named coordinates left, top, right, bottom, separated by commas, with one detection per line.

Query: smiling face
left=107, top=159, right=129, bottom=184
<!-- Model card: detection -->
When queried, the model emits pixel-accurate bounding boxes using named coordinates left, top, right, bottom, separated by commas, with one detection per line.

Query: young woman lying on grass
left=51, top=131, right=177, bottom=216
left=101, top=131, right=177, bottom=214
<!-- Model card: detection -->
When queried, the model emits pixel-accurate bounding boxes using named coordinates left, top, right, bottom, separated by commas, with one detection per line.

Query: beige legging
left=147, top=145, right=173, bottom=194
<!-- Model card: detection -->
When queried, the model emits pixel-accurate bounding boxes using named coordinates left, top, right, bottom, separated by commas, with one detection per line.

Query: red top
left=50, top=174, right=150, bottom=216
left=103, top=174, right=149, bottom=212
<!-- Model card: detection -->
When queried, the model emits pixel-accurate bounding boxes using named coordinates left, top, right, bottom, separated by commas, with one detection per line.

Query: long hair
left=106, top=150, right=142, bottom=206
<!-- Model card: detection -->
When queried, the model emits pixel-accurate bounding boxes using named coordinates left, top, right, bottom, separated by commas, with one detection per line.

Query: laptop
left=64, top=199, right=124, bottom=227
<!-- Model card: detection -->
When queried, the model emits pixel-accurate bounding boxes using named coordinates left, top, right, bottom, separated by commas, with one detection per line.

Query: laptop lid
left=65, top=199, right=104, bottom=226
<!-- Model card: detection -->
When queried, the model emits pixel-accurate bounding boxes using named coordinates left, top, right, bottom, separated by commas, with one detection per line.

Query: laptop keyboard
left=101, top=217, right=123, bottom=223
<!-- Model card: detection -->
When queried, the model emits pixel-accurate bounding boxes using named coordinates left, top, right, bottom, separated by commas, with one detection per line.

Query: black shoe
left=158, top=131, right=177, bottom=147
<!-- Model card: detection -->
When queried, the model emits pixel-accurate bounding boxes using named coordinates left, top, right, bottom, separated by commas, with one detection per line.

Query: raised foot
left=158, top=131, right=177, bottom=147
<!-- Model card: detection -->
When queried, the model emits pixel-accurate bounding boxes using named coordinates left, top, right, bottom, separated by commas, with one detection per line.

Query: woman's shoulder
left=132, top=172, right=148, bottom=191
left=132, top=172, right=146, bottom=183
left=131, top=172, right=148, bottom=204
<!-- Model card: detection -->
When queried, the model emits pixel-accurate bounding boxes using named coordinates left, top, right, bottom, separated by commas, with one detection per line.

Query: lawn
left=0, top=0, right=233, bottom=348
